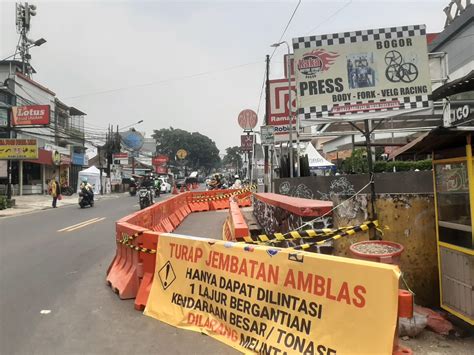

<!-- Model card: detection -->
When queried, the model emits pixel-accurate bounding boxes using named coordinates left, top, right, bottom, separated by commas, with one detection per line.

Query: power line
left=64, top=60, right=262, bottom=100
left=256, top=64, right=267, bottom=119
left=270, top=0, right=302, bottom=60
left=304, top=0, right=353, bottom=35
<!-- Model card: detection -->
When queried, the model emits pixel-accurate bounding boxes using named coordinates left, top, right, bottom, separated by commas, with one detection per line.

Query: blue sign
left=120, top=131, right=144, bottom=151
left=72, top=152, right=86, bottom=166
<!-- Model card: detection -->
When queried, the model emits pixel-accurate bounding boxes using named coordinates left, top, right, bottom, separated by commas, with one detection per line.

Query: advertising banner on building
left=240, top=135, right=254, bottom=151
left=292, top=24, right=432, bottom=120
left=0, top=138, right=38, bottom=160
left=268, top=79, right=297, bottom=128
left=11, top=105, right=50, bottom=126
left=152, top=155, right=169, bottom=166
left=260, top=126, right=275, bottom=144
left=144, top=234, right=400, bottom=354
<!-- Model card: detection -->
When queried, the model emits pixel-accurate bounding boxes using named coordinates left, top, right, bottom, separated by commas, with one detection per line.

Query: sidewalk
left=0, top=193, right=124, bottom=218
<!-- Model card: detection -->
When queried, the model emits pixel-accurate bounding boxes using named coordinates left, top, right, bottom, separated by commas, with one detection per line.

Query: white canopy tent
left=304, top=143, right=335, bottom=170
left=77, top=166, right=102, bottom=194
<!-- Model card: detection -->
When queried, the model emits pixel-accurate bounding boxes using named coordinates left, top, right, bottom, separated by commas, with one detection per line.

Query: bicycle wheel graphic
left=385, top=64, right=401, bottom=82
left=385, top=50, right=403, bottom=66
left=397, top=63, right=418, bottom=83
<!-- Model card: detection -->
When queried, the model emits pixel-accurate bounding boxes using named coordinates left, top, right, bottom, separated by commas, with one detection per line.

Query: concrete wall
left=274, top=172, right=439, bottom=307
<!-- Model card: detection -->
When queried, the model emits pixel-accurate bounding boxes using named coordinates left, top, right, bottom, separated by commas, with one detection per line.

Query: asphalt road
left=0, top=193, right=237, bottom=355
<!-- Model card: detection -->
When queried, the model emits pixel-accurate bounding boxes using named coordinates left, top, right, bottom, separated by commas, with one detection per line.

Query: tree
left=153, top=127, right=220, bottom=174
left=222, top=146, right=242, bottom=171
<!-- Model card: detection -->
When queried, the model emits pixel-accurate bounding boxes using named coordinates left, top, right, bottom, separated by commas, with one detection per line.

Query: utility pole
left=264, top=54, right=270, bottom=192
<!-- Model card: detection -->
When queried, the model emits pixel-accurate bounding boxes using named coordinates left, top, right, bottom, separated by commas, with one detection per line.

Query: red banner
left=152, top=155, right=169, bottom=166
left=240, top=134, right=254, bottom=151
left=12, top=105, right=50, bottom=126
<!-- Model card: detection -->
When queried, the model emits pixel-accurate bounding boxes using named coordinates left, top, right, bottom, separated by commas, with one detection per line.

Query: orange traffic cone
left=172, top=184, right=179, bottom=194
left=180, top=184, right=185, bottom=193
left=186, top=184, right=191, bottom=191
left=192, top=182, right=198, bottom=189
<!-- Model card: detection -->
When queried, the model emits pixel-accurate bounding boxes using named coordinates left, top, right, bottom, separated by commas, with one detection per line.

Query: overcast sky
left=1, top=0, right=446, bottom=152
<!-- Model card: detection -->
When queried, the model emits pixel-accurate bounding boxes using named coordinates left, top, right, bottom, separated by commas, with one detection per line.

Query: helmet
left=234, top=175, right=239, bottom=179
left=81, top=177, right=88, bottom=183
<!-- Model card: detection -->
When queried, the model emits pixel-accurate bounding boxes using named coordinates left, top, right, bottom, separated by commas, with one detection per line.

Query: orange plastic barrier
left=106, top=222, right=148, bottom=299
left=134, top=230, right=160, bottom=311
left=223, top=198, right=250, bottom=241
left=108, top=189, right=254, bottom=310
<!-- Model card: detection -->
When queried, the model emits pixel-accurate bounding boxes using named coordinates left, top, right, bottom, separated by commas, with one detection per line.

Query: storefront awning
left=24, top=148, right=52, bottom=165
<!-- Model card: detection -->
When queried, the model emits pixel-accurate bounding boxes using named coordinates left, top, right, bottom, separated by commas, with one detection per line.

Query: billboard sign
left=260, top=125, right=275, bottom=144
left=238, top=109, right=258, bottom=130
left=292, top=24, right=432, bottom=120
left=152, top=154, right=169, bottom=166
left=268, top=78, right=297, bottom=130
left=0, top=138, right=38, bottom=160
left=176, top=149, right=188, bottom=160
left=120, top=130, right=144, bottom=151
left=240, top=134, right=254, bottom=151
left=12, top=105, right=50, bottom=126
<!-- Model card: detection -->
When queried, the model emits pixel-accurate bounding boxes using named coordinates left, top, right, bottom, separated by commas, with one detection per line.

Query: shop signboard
left=238, top=109, right=258, bottom=131
left=292, top=24, right=432, bottom=121
left=52, top=151, right=61, bottom=166
left=72, top=152, right=87, bottom=166
left=450, top=103, right=473, bottom=126
left=110, top=164, right=122, bottom=184
left=0, top=108, right=8, bottom=128
left=152, top=154, right=169, bottom=166
left=260, top=126, right=275, bottom=144
left=113, top=152, right=129, bottom=165
left=11, top=105, right=50, bottom=126
left=268, top=79, right=297, bottom=132
left=0, top=138, right=38, bottom=160
left=176, top=149, right=188, bottom=160
left=60, top=154, right=71, bottom=165
left=240, top=134, right=254, bottom=151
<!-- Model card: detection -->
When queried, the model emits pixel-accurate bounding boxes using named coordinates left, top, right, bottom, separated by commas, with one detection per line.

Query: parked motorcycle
left=78, top=187, right=94, bottom=208
left=138, top=187, right=153, bottom=210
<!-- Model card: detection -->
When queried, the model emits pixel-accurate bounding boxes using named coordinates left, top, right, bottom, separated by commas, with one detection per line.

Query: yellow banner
left=0, top=139, right=38, bottom=160
left=145, top=234, right=400, bottom=354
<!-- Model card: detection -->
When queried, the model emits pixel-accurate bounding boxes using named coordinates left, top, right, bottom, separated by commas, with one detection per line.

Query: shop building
left=0, top=60, right=87, bottom=195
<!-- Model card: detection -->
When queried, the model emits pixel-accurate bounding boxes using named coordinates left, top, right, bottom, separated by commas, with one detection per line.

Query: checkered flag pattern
left=293, top=24, right=426, bottom=50
left=298, top=95, right=432, bottom=119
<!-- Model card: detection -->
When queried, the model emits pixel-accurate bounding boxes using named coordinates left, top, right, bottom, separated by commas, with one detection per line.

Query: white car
left=158, top=177, right=171, bottom=193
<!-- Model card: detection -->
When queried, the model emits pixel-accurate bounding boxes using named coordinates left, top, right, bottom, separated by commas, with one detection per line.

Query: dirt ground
left=399, top=330, right=474, bottom=354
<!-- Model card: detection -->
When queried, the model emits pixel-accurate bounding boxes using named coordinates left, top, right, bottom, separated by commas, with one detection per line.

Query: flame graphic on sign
left=307, top=49, right=339, bottom=71
left=298, top=49, right=340, bottom=76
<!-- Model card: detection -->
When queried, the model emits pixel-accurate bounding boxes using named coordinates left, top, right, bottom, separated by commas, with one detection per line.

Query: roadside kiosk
left=402, top=127, right=474, bottom=325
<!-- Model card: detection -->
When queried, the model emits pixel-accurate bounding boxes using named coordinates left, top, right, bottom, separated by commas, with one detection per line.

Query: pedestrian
left=49, top=177, right=61, bottom=208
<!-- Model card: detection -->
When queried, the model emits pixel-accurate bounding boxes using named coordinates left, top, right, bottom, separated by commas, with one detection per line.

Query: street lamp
left=1, top=37, right=47, bottom=62
left=271, top=41, right=294, bottom=178
left=120, top=119, right=143, bottom=131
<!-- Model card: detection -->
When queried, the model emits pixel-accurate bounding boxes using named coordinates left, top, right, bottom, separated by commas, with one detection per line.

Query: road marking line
left=40, top=310, right=51, bottom=314
left=57, top=217, right=101, bottom=232
left=65, top=217, right=106, bottom=232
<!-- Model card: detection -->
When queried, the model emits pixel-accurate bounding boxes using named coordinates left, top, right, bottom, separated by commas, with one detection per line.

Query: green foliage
left=222, top=146, right=242, bottom=170
left=340, top=149, right=432, bottom=173
left=153, top=127, right=221, bottom=173
left=373, top=159, right=432, bottom=172
left=0, top=196, right=7, bottom=210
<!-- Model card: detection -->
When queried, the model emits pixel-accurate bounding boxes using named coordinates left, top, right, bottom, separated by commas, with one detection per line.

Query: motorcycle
left=78, top=187, right=94, bottom=208
left=138, top=187, right=153, bottom=210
